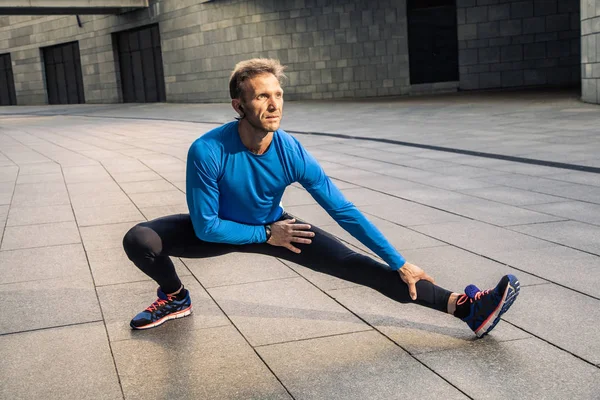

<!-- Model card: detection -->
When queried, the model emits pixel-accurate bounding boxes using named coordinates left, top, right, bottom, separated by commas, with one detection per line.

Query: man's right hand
left=267, top=218, right=314, bottom=253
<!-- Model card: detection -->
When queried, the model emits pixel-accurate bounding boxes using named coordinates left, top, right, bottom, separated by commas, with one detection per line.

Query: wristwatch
left=264, top=224, right=272, bottom=242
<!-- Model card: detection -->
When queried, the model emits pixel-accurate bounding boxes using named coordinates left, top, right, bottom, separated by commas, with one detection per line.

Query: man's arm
left=295, top=145, right=406, bottom=270
left=186, top=142, right=267, bottom=244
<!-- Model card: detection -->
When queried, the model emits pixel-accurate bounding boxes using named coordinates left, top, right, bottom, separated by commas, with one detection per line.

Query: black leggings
left=122, top=213, right=452, bottom=313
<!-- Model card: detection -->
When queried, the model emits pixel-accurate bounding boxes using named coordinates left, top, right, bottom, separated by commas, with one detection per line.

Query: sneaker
left=458, top=274, right=520, bottom=338
left=130, top=287, right=192, bottom=330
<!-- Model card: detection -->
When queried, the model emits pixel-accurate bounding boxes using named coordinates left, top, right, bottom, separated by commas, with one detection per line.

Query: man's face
left=238, top=73, right=284, bottom=133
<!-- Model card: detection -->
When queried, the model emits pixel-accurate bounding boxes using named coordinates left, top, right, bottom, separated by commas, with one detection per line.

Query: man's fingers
left=286, top=244, right=301, bottom=253
left=422, top=273, right=435, bottom=284
left=291, top=237, right=312, bottom=244
left=291, top=223, right=312, bottom=230
left=408, top=281, right=417, bottom=301
left=293, top=230, right=315, bottom=237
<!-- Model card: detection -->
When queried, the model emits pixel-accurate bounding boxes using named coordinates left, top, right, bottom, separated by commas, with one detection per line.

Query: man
left=123, top=58, right=519, bottom=337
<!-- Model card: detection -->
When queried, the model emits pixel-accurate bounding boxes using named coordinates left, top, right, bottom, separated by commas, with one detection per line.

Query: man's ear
left=231, top=99, right=244, bottom=117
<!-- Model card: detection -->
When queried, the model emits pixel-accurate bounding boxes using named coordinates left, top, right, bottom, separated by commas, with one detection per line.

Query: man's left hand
left=397, top=262, right=435, bottom=301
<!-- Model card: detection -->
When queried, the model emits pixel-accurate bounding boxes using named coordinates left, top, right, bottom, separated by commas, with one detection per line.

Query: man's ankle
left=447, top=293, right=460, bottom=315
left=167, top=285, right=184, bottom=297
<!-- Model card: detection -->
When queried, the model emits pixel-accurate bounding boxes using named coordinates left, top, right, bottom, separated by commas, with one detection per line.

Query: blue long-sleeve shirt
left=186, top=121, right=406, bottom=270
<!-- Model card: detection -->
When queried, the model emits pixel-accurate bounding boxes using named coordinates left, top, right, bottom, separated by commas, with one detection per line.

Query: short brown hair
left=229, top=58, right=287, bottom=99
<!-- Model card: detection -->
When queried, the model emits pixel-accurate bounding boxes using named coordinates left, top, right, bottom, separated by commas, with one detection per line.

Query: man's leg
left=249, top=215, right=520, bottom=337
left=122, top=213, right=234, bottom=329
left=244, top=214, right=454, bottom=312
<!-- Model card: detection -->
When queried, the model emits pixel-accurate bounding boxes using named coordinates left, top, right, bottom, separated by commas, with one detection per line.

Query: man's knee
left=122, top=223, right=161, bottom=260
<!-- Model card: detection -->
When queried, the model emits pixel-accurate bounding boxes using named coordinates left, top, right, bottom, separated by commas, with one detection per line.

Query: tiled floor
left=1, top=90, right=599, bottom=399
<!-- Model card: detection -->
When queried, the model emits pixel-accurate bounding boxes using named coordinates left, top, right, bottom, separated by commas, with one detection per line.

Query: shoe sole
left=130, top=305, right=193, bottom=330
left=475, top=275, right=520, bottom=338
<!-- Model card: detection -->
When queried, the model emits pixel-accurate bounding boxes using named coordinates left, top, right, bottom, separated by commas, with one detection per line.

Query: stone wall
left=581, top=0, right=600, bottom=103
left=456, top=0, right=581, bottom=90
left=0, top=0, right=411, bottom=105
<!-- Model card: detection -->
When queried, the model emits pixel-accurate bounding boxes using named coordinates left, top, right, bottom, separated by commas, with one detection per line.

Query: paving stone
left=480, top=174, right=600, bottom=205
left=66, top=180, right=123, bottom=195
left=185, top=251, right=298, bottom=288
left=491, top=245, right=600, bottom=298
left=0, top=190, right=12, bottom=205
left=0, top=204, right=8, bottom=224
left=339, top=187, right=400, bottom=206
left=370, top=214, right=447, bottom=249
left=73, top=203, right=144, bottom=226
left=416, top=337, right=600, bottom=399
left=6, top=204, right=74, bottom=226
left=119, top=179, right=178, bottom=194
left=110, top=170, right=163, bottom=183
left=459, top=186, right=565, bottom=206
left=361, top=200, right=464, bottom=227
left=80, top=220, right=145, bottom=251
left=128, top=190, right=186, bottom=207
left=509, top=220, right=600, bottom=254
left=208, top=277, right=370, bottom=346
left=413, top=220, right=550, bottom=260
left=88, top=247, right=191, bottom=287
left=438, top=196, right=566, bottom=226
left=544, top=171, right=600, bottom=187
left=70, top=190, right=132, bottom=208
left=62, top=165, right=112, bottom=183
left=0, top=322, right=122, bottom=400
left=426, top=164, right=505, bottom=178
left=285, top=204, right=337, bottom=226
left=111, top=325, right=290, bottom=400
left=281, top=185, right=317, bottom=207
left=257, top=330, right=468, bottom=400
left=522, top=200, right=600, bottom=226
left=1, top=221, right=81, bottom=251
left=0, top=166, right=18, bottom=182
left=12, top=181, right=67, bottom=195
left=16, top=162, right=62, bottom=175
left=10, top=187, right=71, bottom=207
left=401, top=245, right=546, bottom=289
left=96, top=275, right=228, bottom=342
left=16, top=172, right=64, bottom=184
left=329, top=285, right=530, bottom=355
left=502, top=283, right=600, bottom=364
left=0, top=243, right=89, bottom=284
left=0, top=277, right=101, bottom=334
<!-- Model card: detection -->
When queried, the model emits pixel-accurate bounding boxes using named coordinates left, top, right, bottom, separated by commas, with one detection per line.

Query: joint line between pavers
left=0, top=319, right=103, bottom=337
left=329, top=177, right=600, bottom=302
left=252, top=328, right=375, bottom=349
left=179, top=258, right=298, bottom=400
left=271, top=257, right=475, bottom=400
left=61, top=165, right=127, bottom=400
left=502, top=320, right=600, bottom=370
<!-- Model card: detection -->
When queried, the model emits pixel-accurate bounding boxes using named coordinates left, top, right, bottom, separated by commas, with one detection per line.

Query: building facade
left=0, top=0, right=596, bottom=106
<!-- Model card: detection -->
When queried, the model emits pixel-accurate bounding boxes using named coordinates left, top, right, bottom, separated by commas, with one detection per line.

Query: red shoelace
left=145, top=295, right=175, bottom=312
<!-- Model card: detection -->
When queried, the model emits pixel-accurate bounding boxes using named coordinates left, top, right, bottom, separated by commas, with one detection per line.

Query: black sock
left=453, top=296, right=471, bottom=319
left=175, top=286, right=187, bottom=300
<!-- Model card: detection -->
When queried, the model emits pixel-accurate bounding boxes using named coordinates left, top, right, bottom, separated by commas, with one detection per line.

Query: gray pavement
left=1, top=89, right=599, bottom=399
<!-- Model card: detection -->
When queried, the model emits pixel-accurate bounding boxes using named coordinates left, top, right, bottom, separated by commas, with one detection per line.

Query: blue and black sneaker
left=130, top=287, right=192, bottom=330
left=456, top=274, right=520, bottom=338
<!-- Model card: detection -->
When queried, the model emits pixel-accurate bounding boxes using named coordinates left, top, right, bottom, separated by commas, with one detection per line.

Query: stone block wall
left=581, top=0, right=600, bottom=103
left=0, top=0, right=411, bottom=104
left=456, top=0, right=581, bottom=90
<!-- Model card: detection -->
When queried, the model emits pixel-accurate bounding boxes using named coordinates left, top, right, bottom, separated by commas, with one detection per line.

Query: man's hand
left=397, top=262, right=435, bottom=301
left=267, top=218, right=314, bottom=253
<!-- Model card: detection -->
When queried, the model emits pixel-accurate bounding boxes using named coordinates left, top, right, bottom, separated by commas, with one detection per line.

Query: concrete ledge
left=409, top=81, right=459, bottom=95
left=0, top=0, right=147, bottom=15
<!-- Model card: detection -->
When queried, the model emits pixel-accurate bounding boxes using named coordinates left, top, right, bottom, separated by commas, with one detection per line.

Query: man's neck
left=238, top=119, right=274, bottom=155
